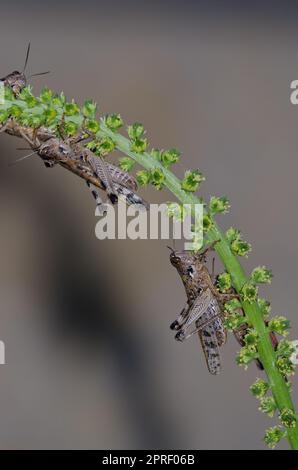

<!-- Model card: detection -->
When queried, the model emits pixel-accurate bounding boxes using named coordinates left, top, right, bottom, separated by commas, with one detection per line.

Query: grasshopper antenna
left=9, top=150, right=38, bottom=166
left=28, top=71, right=51, bottom=79
left=167, top=245, right=175, bottom=253
left=22, top=42, right=31, bottom=73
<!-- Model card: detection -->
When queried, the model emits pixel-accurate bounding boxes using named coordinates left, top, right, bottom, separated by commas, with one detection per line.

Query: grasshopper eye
left=58, top=145, right=68, bottom=156
left=187, top=266, right=194, bottom=278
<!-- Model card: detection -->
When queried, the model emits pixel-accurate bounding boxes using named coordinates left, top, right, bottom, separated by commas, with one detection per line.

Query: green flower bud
left=217, top=272, right=232, bottom=293
left=275, top=339, right=295, bottom=359
left=181, top=170, right=205, bottom=192
left=167, top=203, right=186, bottom=221
left=224, top=313, right=245, bottom=331
left=43, top=107, right=57, bottom=125
left=244, top=329, right=259, bottom=351
left=250, top=378, right=270, bottom=399
left=97, top=136, right=115, bottom=156
left=225, top=227, right=241, bottom=243
left=85, top=119, right=100, bottom=133
left=161, top=148, right=180, bottom=168
left=268, top=316, right=290, bottom=337
left=251, top=266, right=273, bottom=284
left=127, top=122, right=145, bottom=139
left=236, top=346, right=259, bottom=368
left=64, top=101, right=80, bottom=116
left=259, top=396, right=277, bottom=417
left=52, top=92, right=66, bottom=107
left=151, top=168, right=165, bottom=190
left=279, top=408, right=297, bottom=428
left=0, top=110, right=9, bottom=123
left=104, top=113, right=123, bottom=131
left=64, top=121, right=79, bottom=136
left=151, top=148, right=162, bottom=160
left=82, top=100, right=97, bottom=119
left=131, top=137, right=148, bottom=153
left=224, top=298, right=242, bottom=314
left=230, top=239, right=252, bottom=257
left=264, top=426, right=286, bottom=449
left=276, top=357, right=295, bottom=376
left=118, top=157, right=135, bottom=172
left=241, top=282, right=258, bottom=303
left=40, top=87, right=53, bottom=104
left=209, top=196, right=230, bottom=215
left=9, top=105, right=22, bottom=118
left=203, top=214, right=214, bottom=233
left=257, top=298, right=271, bottom=317
left=136, top=170, right=151, bottom=186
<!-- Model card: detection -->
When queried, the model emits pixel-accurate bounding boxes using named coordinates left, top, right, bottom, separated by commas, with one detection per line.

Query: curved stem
left=99, top=123, right=298, bottom=449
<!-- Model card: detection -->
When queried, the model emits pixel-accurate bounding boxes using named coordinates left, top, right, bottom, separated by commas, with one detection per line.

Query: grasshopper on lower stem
left=168, top=242, right=237, bottom=375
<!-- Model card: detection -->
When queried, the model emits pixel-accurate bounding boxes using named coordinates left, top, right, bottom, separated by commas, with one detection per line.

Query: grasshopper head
left=1, top=71, right=27, bottom=96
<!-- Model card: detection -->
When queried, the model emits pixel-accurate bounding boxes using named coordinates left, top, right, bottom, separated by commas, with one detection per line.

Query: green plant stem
left=99, top=123, right=298, bottom=449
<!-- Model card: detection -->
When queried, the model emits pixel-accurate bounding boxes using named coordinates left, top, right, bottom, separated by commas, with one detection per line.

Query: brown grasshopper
left=1, top=47, right=148, bottom=210
left=168, top=242, right=236, bottom=375
left=0, top=43, right=49, bottom=96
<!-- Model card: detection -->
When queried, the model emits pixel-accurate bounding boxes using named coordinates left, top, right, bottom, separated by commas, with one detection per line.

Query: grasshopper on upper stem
left=0, top=45, right=148, bottom=210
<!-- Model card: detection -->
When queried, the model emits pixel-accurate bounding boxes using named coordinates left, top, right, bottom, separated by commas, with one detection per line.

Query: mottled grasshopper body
left=169, top=244, right=231, bottom=375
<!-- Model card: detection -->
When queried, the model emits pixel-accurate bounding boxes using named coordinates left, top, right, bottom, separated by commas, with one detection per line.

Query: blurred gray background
left=0, top=0, right=298, bottom=450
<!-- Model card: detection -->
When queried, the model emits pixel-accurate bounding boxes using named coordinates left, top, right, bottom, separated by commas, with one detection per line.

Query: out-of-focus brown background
left=0, top=0, right=298, bottom=450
